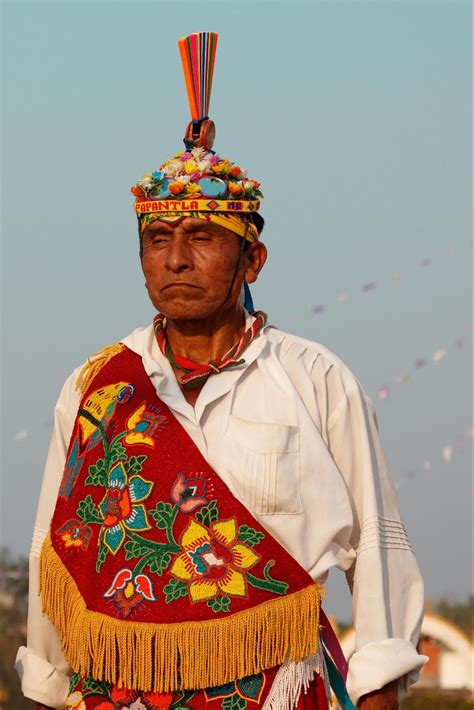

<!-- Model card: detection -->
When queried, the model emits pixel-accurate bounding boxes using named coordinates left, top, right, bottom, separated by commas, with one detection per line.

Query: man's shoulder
left=58, top=325, right=153, bottom=407
left=264, top=325, right=361, bottom=388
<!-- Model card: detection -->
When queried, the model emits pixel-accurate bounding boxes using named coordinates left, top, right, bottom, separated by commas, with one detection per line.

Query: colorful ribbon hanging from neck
left=153, top=311, right=267, bottom=389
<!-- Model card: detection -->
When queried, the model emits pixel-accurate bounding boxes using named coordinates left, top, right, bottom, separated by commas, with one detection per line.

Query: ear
left=244, top=242, right=267, bottom=285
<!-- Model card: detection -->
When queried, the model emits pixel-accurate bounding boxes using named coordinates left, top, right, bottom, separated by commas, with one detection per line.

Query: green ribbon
left=324, top=649, right=357, bottom=710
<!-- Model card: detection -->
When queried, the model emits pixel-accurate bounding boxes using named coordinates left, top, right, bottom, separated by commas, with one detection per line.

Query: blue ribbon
left=243, top=283, right=254, bottom=311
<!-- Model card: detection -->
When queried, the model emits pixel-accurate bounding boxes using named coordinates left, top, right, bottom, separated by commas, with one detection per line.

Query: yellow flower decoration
left=125, top=402, right=166, bottom=447
left=65, top=691, right=86, bottom=710
left=185, top=182, right=203, bottom=198
left=211, top=159, right=232, bottom=176
left=169, top=180, right=186, bottom=195
left=170, top=517, right=260, bottom=603
left=183, top=160, right=199, bottom=174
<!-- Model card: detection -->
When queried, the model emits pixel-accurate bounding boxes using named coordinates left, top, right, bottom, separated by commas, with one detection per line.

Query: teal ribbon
left=324, top=649, right=357, bottom=710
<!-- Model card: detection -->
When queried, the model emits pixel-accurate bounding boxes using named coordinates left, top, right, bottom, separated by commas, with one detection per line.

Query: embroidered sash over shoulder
left=40, top=344, right=322, bottom=693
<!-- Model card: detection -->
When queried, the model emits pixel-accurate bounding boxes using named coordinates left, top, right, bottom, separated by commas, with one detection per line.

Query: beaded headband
left=131, top=32, right=263, bottom=232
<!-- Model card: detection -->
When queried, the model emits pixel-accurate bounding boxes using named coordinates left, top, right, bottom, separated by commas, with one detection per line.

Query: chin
left=154, top=298, right=216, bottom=321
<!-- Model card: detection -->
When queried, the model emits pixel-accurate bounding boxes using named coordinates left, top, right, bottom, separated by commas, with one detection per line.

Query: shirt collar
left=121, top=310, right=270, bottom=423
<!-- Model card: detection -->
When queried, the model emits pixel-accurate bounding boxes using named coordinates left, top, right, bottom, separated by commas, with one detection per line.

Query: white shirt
left=15, top=315, right=427, bottom=708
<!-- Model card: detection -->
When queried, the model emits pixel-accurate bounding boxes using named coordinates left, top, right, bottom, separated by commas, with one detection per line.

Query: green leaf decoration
left=238, top=525, right=265, bottom=547
left=85, top=458, right=107, bottom=486
left=96, top=544, right=108, bottom=572
left=196, top=499, right=219, bottom=526
left=237, top=674, right=263, bottom=700
left=124, top=537, right=152, bottom=560
left=148, top=552, right=172, bottom=575
left=109, top=441, right=127, bottom=464
left=171, top=690, right=197, bottom=708
left=150, top=501, right=175, bottom=530
left=222, top=694, right=247, bottom=710
left=127, top=454, right=147, bottom=475
left=69, top=672, right=82, bottom=692
left=207, top=595, right=231, bottom=613
left=82, top=677, right=111, bottom=695
left=163, top=578, right=188, bottom=603
left=77, top=495, right=102, bottom=524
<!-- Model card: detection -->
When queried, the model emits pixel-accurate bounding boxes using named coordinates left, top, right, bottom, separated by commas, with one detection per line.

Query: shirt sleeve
left=326, top=380, right=428, bottom=704
left=15, top=369, right=81, bottom=708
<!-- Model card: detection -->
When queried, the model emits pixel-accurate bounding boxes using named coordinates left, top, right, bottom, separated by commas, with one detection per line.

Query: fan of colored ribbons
left=178, top=32, right=218, bottom=121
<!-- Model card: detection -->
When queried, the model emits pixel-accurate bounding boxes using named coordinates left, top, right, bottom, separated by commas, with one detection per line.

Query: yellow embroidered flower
left=170, top=518, right=260, bottom=602
left=125, top=402, right=167, bottom=447
left=65, top=691, right=86, bottom=710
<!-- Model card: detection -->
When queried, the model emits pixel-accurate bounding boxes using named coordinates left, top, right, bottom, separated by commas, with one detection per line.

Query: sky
left=1, top=0, right=471, bottom=621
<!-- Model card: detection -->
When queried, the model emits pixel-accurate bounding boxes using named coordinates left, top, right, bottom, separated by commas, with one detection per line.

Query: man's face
left=140, top=217, right=266, bottom=320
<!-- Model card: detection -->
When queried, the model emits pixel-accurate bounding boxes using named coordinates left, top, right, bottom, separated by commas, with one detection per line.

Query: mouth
left=162, top=283, right=201, bottom=291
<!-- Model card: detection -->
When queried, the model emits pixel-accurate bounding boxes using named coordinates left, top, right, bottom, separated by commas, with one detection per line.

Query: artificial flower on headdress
left=131, top=146, right=263, bottom=204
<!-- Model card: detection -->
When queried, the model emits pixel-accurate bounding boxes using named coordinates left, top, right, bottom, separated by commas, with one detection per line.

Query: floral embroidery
left=169, top=518, right=260, bottom=602
left=125, top=402, right=167, bottom=447
left=205, top=672, right=265, bottom=705
left=98, top=462, right=153, bottom=554
left=56, top=519, right=92, bottom=550
left=170, top=472, right=208, bottom=513
left=65, top=690, right=86, bottom=710
left=104, top=568, right=156, bottom=617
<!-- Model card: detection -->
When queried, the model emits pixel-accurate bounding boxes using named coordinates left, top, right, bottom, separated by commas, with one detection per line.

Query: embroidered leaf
left=124, top=537, right=152, bottom=560
left=148, top=551, right=172, bottom=575
left=85, top=458, right=107, bottom=486
left=207, top=595, right=231, bottom=613
left=222, top=694, right=247, bottom=710
left=69, top=672, right=82, bottom=692
left=238, top=525, right=264, bottom=547
left=77, top=495, right=102, bottom=524
left=109, top=441, right=127, bottom=464
left=127, top=454, right=147, bottom=475
left=150, top=501, right=175, bottom=530
left=237, top=674, right=264, bottom=700
left=82, top=677, right=111, bottom=695
left=195, top=499, right=219, bottom=525
left=171, top=690, right=197, bottom=709
left=96, top=543, right=108, bottom=572
left=163, top=578, right=188, bottom=603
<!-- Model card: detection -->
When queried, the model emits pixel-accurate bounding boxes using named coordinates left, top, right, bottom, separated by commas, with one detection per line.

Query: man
left=16, top=32, right=426, bottom=710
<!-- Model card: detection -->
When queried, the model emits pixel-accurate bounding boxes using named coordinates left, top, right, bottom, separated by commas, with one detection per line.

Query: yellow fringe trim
left=40, top=533, right=321, bottom=692
left=75, top=343, right=125, bottom=395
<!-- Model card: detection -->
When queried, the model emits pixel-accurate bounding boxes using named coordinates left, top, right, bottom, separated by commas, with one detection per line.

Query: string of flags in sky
left=375, top=334, right=467, bottom=402
left=394, top=426, right=473, bottom=491
left=311, top=247, right=459, bottom=316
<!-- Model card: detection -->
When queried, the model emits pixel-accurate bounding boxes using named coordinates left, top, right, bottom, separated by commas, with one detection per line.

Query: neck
left=165, top=304, right=247, bottom=364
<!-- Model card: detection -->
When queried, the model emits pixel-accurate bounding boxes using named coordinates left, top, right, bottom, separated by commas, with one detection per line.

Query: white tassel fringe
left=262, top=652, right=332, bottom=710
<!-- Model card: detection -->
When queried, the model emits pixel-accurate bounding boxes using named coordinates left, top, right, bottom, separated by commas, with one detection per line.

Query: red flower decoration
left=56, top=519, right=92, bottom=550
left=170, top=472, right=208, bottom=513
left=104, top=568, right=156, bottom=617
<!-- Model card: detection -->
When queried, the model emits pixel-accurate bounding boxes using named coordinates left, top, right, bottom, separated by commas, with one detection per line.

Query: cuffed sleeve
left=15, top=370, right=81, bottom=707
left=15, top=645, right=70, bottom=709
left=327, top=382, right=427, bottom=703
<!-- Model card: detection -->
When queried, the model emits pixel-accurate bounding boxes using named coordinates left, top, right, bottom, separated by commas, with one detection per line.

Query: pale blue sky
left=1, top=0, right=471, bottom=620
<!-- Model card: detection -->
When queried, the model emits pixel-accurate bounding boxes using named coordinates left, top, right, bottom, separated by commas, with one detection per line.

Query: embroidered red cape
left=40, top=345, right=321, bottom=692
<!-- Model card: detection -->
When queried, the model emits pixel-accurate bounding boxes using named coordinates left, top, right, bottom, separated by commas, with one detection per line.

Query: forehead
left=142, top=216, right=233, bottom=238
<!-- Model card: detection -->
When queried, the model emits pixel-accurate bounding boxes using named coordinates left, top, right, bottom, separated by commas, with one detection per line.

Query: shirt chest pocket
left=223, top=415, right=302, bottom=515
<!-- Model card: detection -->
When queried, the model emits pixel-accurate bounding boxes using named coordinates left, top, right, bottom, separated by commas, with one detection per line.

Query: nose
left=164, top=232, right=193, bottom=273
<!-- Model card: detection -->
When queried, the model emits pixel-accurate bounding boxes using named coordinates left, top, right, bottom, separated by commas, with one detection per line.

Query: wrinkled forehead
left=139, top=211, right=259, bottom=242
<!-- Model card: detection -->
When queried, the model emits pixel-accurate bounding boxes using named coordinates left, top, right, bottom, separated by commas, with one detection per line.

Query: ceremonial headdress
left=131, top=32, right=263, bottom=244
